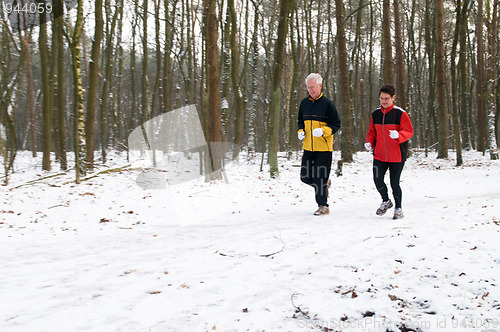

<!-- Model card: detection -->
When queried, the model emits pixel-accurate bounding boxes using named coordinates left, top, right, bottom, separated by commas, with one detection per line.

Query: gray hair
left=305, top=73, right=323, bottom=86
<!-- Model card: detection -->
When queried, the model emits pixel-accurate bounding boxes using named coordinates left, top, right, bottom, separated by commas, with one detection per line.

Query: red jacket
left=366, top=104, right=413, bottom=162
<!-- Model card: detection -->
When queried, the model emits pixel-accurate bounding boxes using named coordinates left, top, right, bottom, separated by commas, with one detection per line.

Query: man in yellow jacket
left=298, top=73, right=342, bottom=215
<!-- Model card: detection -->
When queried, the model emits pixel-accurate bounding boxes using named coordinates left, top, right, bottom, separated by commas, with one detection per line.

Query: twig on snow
left=260, top=235, right=286, bottom=257
left=291, top=292, right=336, bottom=331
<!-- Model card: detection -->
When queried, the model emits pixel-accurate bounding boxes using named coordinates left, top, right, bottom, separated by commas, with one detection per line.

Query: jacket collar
left=380, top=104, right=394, bottom=113
left=308, top=93, right=323, bottom=102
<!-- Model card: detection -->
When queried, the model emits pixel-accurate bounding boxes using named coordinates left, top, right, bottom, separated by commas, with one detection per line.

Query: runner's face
left=379, top=92, right=396, bottom=109
left=307, top=80, right=322, bottom=100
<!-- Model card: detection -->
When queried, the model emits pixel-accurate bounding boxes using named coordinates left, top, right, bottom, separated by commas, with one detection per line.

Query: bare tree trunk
left=151, top=0, right=162, bottom=118
left=68, top=0, right=86, bottom=183
left=486, top=0, right=499, bottom=159
left=86, top=0, right=103, bottom=170
left=100, top=1, right=119, bottom=164
left=352, top=0, right=364, bottom=150
left=53, top=0, right=67, bottom=170
left=476, top=0, right=488, bottom=153
left=163, top=0, right=174, bottom=114
left=39, top=2, right=53, bottom=171
left=459, top=0, right=472, bottom=149
left=203, top=0, right=223, bottom=180
left=129, top=0, right=139, bottom=141
left=247, top=0, right=260, bottom=155
left=268, top=0, right=296, bottom=178
left=220, top=1, right=231, bottom=134
left=288, top=8, right=300, bottom=154
left=424, top=0, right=436, bottom=155
left=497, top=3, right=500, bottom=148
left=360, top=78, right=367, bottom=148
left=393, top=0, right=407, bottom=110
left=142, top=0, right=150, bottom=124
left=368, top=1, right=375, bottom=124
left=382, top=0, right=394, bottom=85
left=228, top=0, right=244, bottom=152
left=0, top=22, right=20, bottom=184
left=335, top=0, right=353, bottom=163
left=436, top=0, right=448, bottom=158
left=115, top=0, right=125, bottom=149
left=22, top=28, right=36, bottom=157
left=451, top=0, right=463, bottom=166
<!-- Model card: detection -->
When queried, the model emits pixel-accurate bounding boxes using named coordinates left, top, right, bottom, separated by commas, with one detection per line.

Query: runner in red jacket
left=365, top=84, right=413, bottom=219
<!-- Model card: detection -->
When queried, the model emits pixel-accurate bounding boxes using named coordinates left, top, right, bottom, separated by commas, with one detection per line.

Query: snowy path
left=1, top=151, right=499, bottom=331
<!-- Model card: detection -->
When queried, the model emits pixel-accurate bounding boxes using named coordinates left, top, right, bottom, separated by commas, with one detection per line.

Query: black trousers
left=373, top=158, right=406, bottom=209
left=300, top=150, right=332, bottom=207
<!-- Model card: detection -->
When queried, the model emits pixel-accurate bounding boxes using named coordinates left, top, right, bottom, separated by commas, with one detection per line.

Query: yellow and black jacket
left=297, top=94, right=341, bottom=152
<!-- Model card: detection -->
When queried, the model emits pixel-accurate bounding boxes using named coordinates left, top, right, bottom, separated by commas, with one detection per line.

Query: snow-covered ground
left=1, top=150, right=499, bottom=332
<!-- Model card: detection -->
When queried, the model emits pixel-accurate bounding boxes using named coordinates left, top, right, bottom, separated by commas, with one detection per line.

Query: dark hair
left=379, top=84, right=396, bottom=97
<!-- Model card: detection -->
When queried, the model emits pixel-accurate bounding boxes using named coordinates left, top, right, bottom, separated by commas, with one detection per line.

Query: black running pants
left=300, top=151, right=332, bottom=207
left=373, top=158, right=406, bottom=209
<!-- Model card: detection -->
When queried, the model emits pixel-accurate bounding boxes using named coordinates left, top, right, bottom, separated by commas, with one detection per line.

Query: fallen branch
left=62, top=164, right=132, bottom=185
left=11, top=172, right=68, bottom=189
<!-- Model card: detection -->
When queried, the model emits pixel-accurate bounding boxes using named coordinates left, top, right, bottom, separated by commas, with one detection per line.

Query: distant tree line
left=0, top=0, right=498, bottom=184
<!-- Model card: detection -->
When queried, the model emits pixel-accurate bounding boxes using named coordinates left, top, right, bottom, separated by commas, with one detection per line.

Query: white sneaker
left=393, top=208, right=404, bottom=220
left=314, top=205, right=329, bottom=216
left=376, top=200, right=393, bottom=216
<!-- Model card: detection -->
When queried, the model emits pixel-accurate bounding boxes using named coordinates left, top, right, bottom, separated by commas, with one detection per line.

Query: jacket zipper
left=310, top=120, right=314, bottom=151
left=382, top=111, right=388, bottom=161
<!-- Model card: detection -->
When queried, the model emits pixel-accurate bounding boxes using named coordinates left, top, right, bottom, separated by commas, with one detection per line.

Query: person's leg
left=313, top=152, right=333, bottom=207
left=300, top=151, right=314, bottom=186
left=373, top=159, right=390, bottom=201
left=388, top=160, right=406, bottom=209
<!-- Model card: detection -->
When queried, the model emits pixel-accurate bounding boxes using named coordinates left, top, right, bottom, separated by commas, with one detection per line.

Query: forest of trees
left=0, top=0, right=499, bottom=184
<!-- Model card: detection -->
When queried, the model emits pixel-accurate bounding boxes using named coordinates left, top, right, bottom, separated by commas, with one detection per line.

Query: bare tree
left=424, top=0, right=437, bottom=155
left=486, top=0, right=499, bottom=159
left=21, top=27, right=36, bottom=158
left=228, top=0, right=244, bottom=152
left=335, top=0, right=353, bottom=163
left=476, top=0, right=488, bottom=153
left=86, top=0, right=104, bottom=169
left=393, top=0, right=407, bottom=110
left=268, top=0, right=296, bottom=178
left=53, top=0, right=67, bottom=170
left=382, top=0, right=394, bottom=85
left=0, top=20, right=20, bottom=184
left=451, top=0, right=463, bottom=166
left=39, top=0, right=53, bottom=171
left=435, top=0, right=448, bottom=158
left=67, top=0, right=87, bottom=183
left=458, top=0, right=472, bottom=149
left=203, top=0, right=223, bottom=180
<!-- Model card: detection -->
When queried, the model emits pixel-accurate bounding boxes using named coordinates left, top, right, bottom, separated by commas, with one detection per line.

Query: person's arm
left=323, top=101, right=341, bottom=136
left=297, top=101, right=305, bottom=134
left=395, top=112, right=413, bottom=143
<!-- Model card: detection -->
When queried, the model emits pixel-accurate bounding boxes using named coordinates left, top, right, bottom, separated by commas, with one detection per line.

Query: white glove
left=298, top=131, right=305, bottom=140
left=312, top=128, right=323, bottom=137
left=389, top=130, right=399, bottom=139
left=364, top=142, right=372, bottom=151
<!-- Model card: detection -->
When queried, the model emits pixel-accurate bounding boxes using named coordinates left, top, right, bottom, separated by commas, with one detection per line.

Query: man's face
left=379, top=92, right=396, bottom=109
left=307, top=80, right=322, bottom=100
